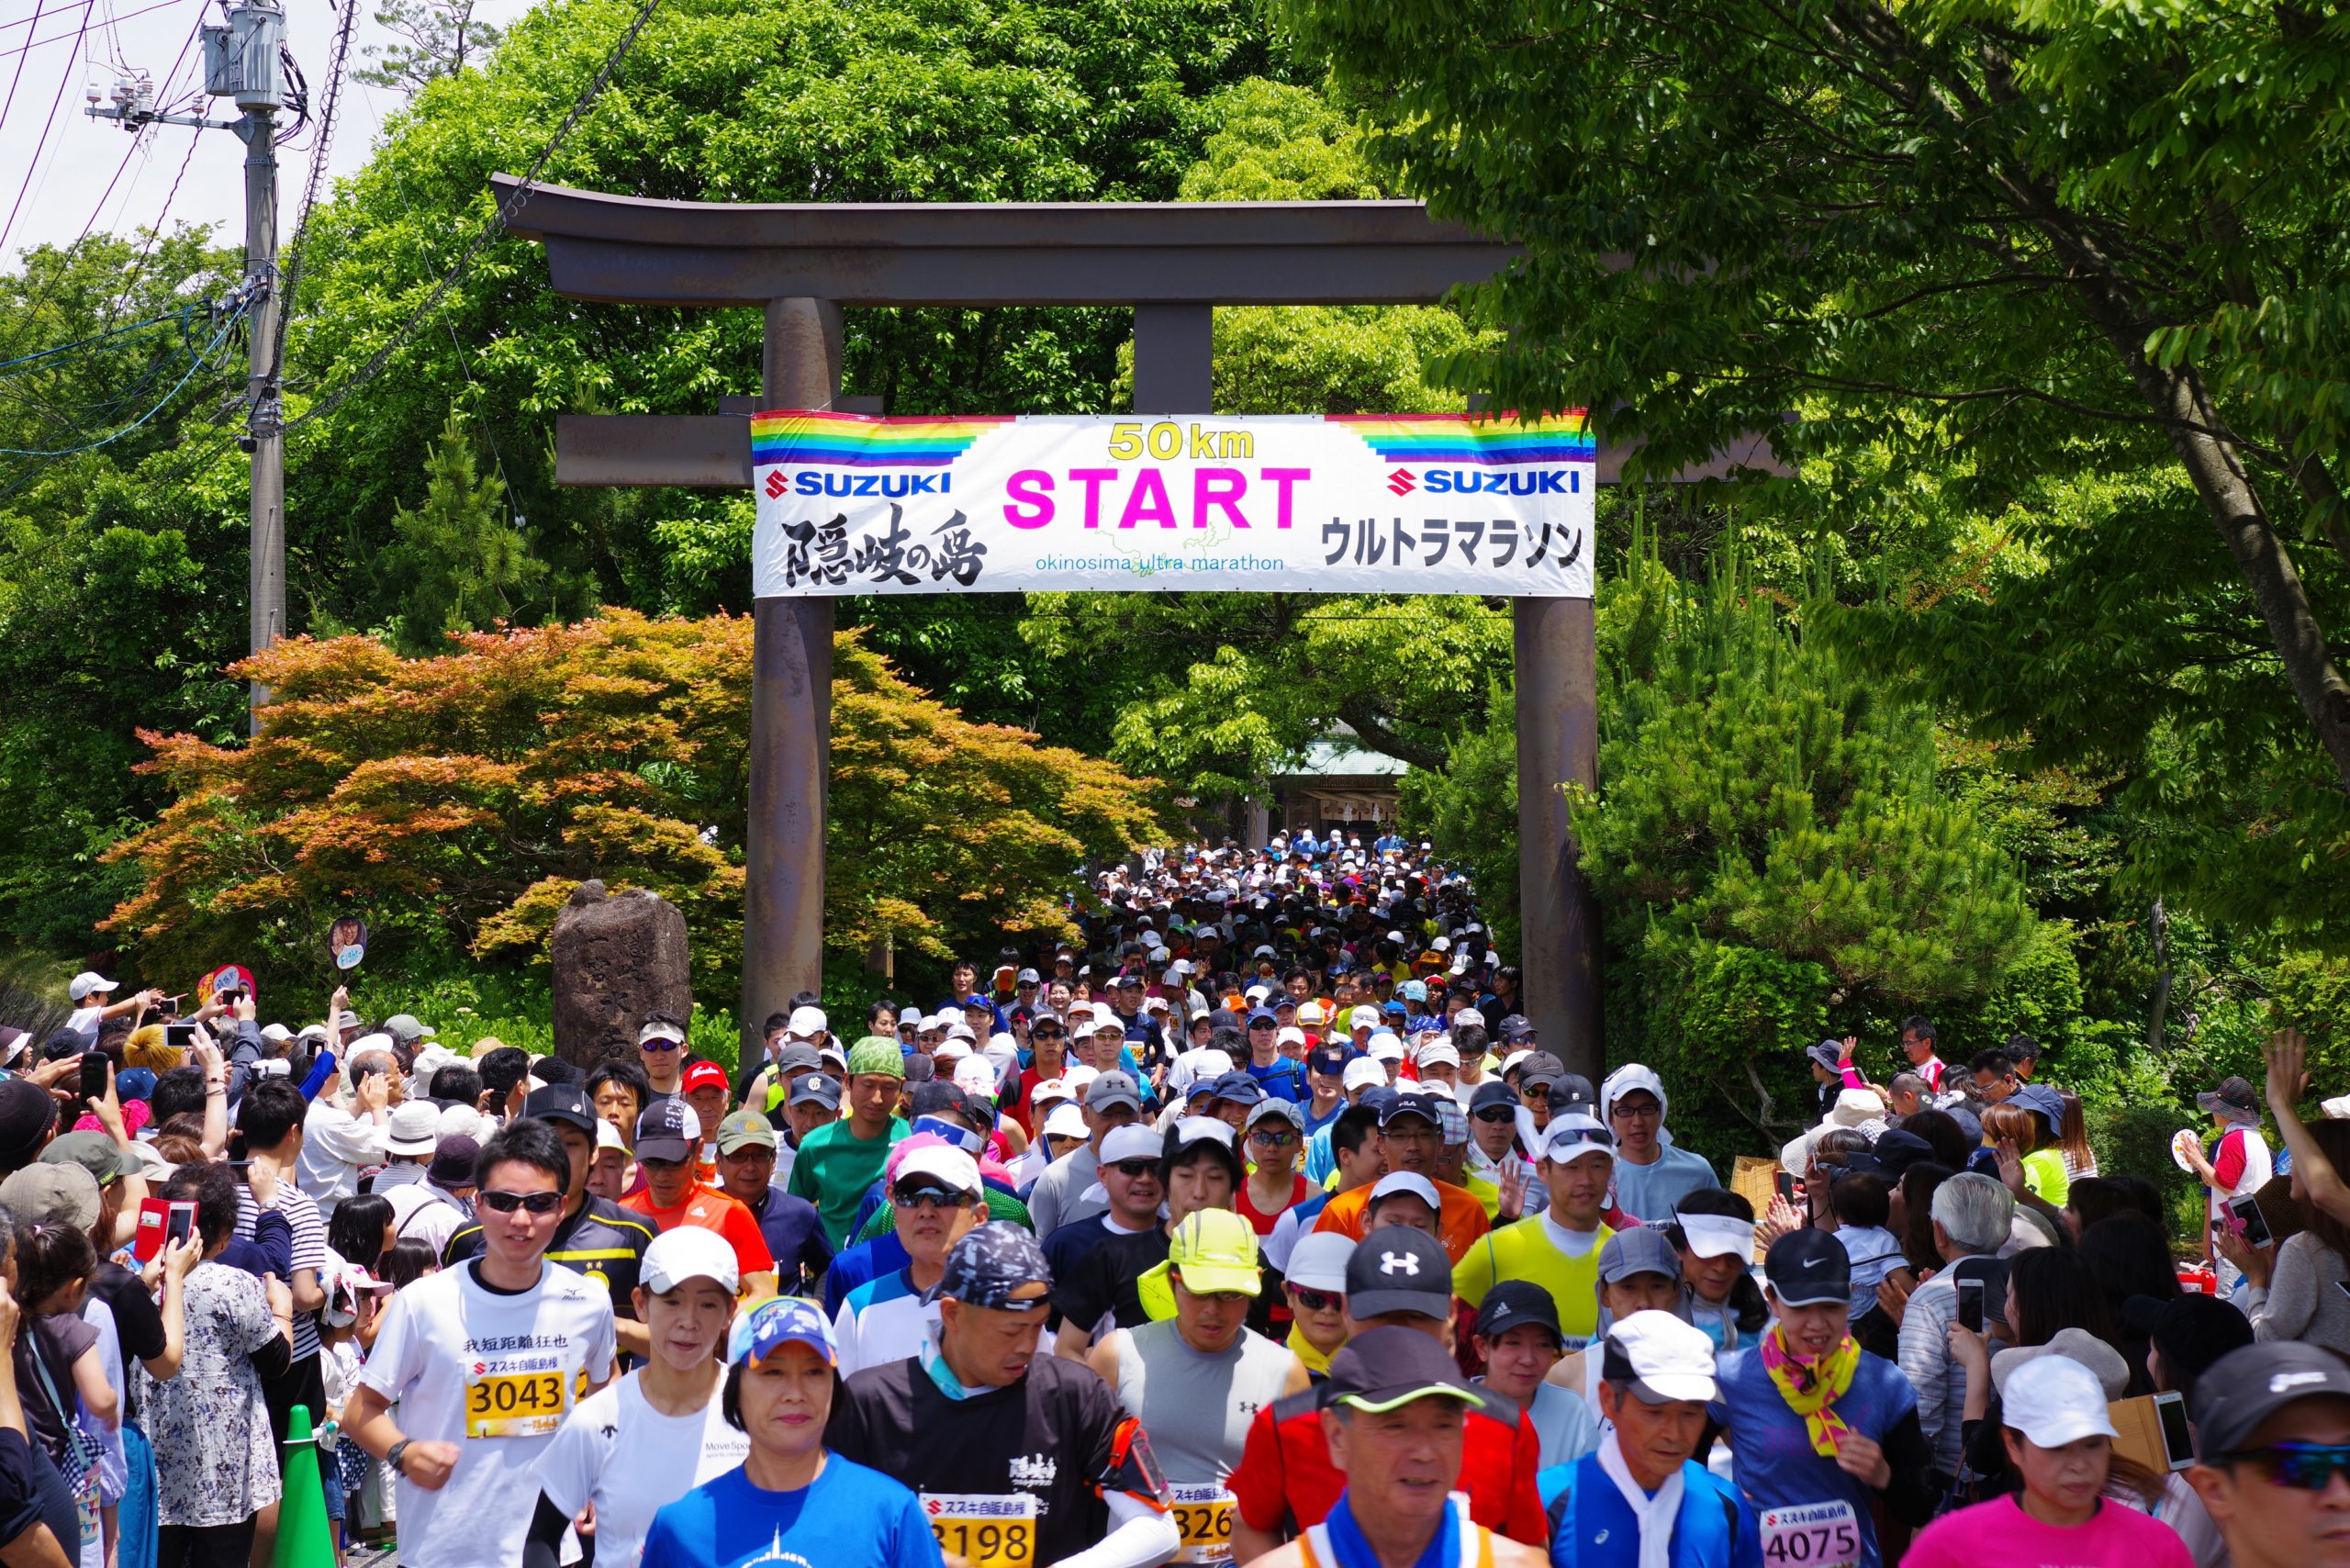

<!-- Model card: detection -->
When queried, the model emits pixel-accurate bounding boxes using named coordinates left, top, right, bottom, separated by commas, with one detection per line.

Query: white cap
left=637, top=1017, right=687, bottom=1047
left=259, top=1023, right=294, bottom=1044
left=1369, top=1171, right=1441, bottom=1211
left=952, top=1056, right=998, bottom=1096
left=1143, top=995, right=1170, bottom=1014
left=1100, top=1124, right=1165, bottom=1163
left=1276, top=1026, right=1306, bottom=1050
left=1030, top=1077, right=1078, bottom=1111
left=1605, top=1310, right=1719, bottom=1404
left=1499, top=1049, right=1532, bottom=1078
left=1041, top=1102, right=1090, bottom=1141
left=1601, top=1063, right=1668, bottom=1123
left=1253, top=944, right=1277, bottom=958
left=786, top=1005, right=828, bottom=1038
left=642, top=1226, right=742, bottom=1295
left=67, top=972, right=118, bottom=1002
left=1676, top=1211, right=1756, bottom=1260
left=2323, top=1094, right=2350, bottom=1121
left=1190, top=1049, right=1236, bottom=1080
left=1539, top=1114, right=1616, bottom=1165
left=1348, top=1005, right=1382, bottom=1031
left=595, top=1119, right=624, bottom=1153
left=1065, top=1064, right=1101, bottom=1093
left=893, top=1143, right=982, bottom=1198
left=437, top=1103, right=485, bottom=1142
left=1342, top=1058, right=1387, bottom=1093
left=1285, top=1231, right=1356, bottom=1293
left=384, top=1101, right=440, bottom=1157
left=1368, top=1033, right=1405, bottom=1063
left=1430, top=935, right=1451, bottom=952
left=1999, top=1355, right=2120, bottom=1449
left=1417, top=1041, right=1461, bottom=1070
left=934, top=1036, right=973, bottom=1064
left=1454, top=1006, right=1486, bottom=1027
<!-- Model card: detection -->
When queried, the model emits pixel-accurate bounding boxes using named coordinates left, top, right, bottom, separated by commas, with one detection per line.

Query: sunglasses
left=891, top=1187, right=969, bottom=1212
left=1249, top=1127, right=1299, bottom=1148
left=2223, top=1442, right=2350, bottom=1491
left=480, top=1190, right=564, bottom=1215
left=1109, top=1159, right=1159, bottom=1179
left=639, top=1036, right=682, bottom=1052
left=1473, top=1108, right=1517, bottom=1124
left=1288, top=1285, right=1342, bottom=1312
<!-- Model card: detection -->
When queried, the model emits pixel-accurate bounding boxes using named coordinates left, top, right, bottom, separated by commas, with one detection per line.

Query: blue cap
left=1358, top=1085, right=1402, bottom=1116
left=1246, top=1008, right=1279, bottom=1026
left=115, top=1067, right=157, bottom=1103
left=1306, top=1047, right=1348, bottom=1078
left=1382, top=999, right=1407, bottom=1015
left=1401, top=980, right=1428, bottom=1002
left=728, top=1297, right=836, bottom=1367
left=1209, top=1070, right=1266, bottom=1106
left=937, top=1222, right=1053, bottom=1312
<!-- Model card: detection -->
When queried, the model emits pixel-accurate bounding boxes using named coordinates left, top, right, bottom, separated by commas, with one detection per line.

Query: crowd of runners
left=0, top=833, right=2341, bottom=1568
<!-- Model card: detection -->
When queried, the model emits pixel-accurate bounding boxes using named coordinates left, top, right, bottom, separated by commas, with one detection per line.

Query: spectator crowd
left=0, top=830, right=2340, bottom=1568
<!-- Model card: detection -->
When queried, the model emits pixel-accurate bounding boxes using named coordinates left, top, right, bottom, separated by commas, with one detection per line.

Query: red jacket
left=1229, top=1384, right=1548, bottom=1545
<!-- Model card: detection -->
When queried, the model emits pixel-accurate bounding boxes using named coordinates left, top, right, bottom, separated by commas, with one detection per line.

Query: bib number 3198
left=921, top=1492, right=1037, bottom=1568
left=1759, top=1501, right=1861, bottom=1568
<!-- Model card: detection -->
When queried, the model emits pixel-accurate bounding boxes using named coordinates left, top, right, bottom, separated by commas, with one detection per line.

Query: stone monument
left=549, top=880, right=692, bottom=1068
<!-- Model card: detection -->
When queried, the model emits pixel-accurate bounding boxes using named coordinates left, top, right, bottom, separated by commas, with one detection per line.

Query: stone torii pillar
left=500, top=176, right=1784, bottom=1075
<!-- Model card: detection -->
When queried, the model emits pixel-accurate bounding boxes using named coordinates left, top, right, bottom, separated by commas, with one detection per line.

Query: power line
left=0, top=289, right=246, bottom=454
left=0, top=0, right=96, bottom=257
left=0, top=0, right=48, bottom=130
left=0, top=0, right=173, bottom=60
left=283, top=0, right=666, bottom=434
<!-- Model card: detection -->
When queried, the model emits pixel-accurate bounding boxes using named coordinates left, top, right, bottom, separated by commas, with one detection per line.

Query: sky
left=0, top=0, right=539, bottom=265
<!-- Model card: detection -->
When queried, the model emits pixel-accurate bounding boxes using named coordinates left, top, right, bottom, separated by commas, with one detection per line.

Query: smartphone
left=1774, top=1170, right=1800, bottom=1203
left=78, top=1054, right=107, bottom=1104
left=152, top=994, right=182, bottom=1019
left=2228, top=1193, right=2273, bottom=1249
left=163, top=1021, right=195, bottom=1052
left=164, top=1202, right=196, bottom=1249
left=1956, top=1276, right=1985, bottom=1333
left=2154, top=1391, right=2195, bottom=1471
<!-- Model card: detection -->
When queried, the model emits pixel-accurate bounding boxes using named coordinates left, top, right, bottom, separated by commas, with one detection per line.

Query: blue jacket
left=1540, top=1452, right=1760, bottom=1568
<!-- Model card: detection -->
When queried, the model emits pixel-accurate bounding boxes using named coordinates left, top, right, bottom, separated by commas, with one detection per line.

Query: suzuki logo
left=1386, top=469, right=1416, bottom=496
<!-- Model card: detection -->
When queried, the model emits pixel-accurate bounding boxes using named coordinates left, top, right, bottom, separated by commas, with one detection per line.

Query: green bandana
left=847, top=1036, right=906, bottom=1080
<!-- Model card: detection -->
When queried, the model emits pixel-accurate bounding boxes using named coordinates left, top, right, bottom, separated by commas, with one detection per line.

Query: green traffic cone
left=274, top=1404, right=338, bottom=1568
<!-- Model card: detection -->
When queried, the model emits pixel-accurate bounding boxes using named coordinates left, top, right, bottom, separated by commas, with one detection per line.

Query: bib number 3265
left=1759, top=1501, right=1861, bottom=1568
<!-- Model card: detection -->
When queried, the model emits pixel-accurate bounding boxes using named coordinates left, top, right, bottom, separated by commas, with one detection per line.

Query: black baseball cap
left=1511, top=1050, right=1565, bottom=1088
left=1323, top=1326, right=1486, bottom=1415
left=1764, top=1228, right=1851, bottom=1308
left=788, top=1071, right=842, bottom=1110
left=1344, top=1226, right=1451, bottom=1318
left=1496, top=1014, right=1534, bottom=1043
left=1469, top=1081, right=1519, bottom=1115
left=1378, top=1092, right=1444, bottom=1129
left=522, top=1083, right=597, bottom=1135
left=634, top=1097, right=699, bottom=1162
left=1547, top=1073, right=1597, bottom=1114
left=1844, top=1127, right=1934, bottom=1180
left=1474, top=1279, right=1562, bottom=1346
left=2191, top=1341, right=2350, bottom=1461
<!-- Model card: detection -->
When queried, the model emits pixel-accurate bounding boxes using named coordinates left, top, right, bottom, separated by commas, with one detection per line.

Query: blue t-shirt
left=1707, top=1347, right=1919, bottom=1568
left=823, top=1234, right=910, bottom=1317
left=1539, top=1452, right=1761, bottom=1568
left=642, top=1453, right=943, bottom=1568
left=1607, top=1144, right=1720, bottom=1224
left=748, top=1185, right=834, bottom=1296
left=1246, top=1058, right=1307, bottom=1104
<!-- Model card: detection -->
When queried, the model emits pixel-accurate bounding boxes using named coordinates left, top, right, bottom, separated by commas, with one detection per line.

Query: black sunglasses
left=479, top=1190, right=563, bottom=1215
left=1034, top=1027, right=1066, bottom=1039
left=2221, top=1442, right=2350, bottom=1491
left=1473, top=1108, right=1517, bottom=1124
left=1109, top=1159, right=1159, bottom=1178
left=1288, top=1285, right=1342, bottom=1312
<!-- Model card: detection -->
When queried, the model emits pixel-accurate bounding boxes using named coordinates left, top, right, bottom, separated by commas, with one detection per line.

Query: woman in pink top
left=1907, top=1354, right=2194, bottom=1568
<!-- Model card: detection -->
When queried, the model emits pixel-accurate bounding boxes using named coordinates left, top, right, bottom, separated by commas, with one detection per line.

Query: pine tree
left=384, top=411, right=547, bottom=656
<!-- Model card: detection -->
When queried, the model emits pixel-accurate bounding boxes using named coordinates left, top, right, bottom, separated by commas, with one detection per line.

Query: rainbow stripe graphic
left=1328, top=411, right=1594, bottom=465
left=751, top=410, right=1013, bottom=468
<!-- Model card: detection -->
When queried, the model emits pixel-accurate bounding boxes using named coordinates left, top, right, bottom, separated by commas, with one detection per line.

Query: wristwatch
left=386, top=1439, right=411, bottom=1476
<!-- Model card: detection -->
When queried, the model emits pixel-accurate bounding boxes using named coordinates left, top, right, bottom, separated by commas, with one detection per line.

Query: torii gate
left=500, top=175, right=1781, bottom=1081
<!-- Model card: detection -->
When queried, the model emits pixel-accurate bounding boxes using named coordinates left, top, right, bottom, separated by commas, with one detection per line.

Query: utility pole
left=89, top=0, right=286, bottom=730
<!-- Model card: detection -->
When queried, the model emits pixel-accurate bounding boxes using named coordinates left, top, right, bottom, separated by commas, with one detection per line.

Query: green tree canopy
left=1281, top=0, right=2350, bottom=936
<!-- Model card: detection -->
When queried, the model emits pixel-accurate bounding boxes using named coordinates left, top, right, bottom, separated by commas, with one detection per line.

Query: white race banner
left=750, top=410, right=1595, bottom=598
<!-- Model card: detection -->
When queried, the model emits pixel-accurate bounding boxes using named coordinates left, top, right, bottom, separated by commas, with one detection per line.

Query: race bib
left=1759, top=1501, right=1861, bottom=1568
left=921, top=1492, right=1037, bottom=1568
left=1169, top=1482, right=1234, bottom=1564
left=463, top=1359, right=572, bottom=1439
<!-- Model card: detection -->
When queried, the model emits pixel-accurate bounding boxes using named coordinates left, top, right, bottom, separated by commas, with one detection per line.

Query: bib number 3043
left=921, top=1492, right=1037, bottom=1568
left=1759, top=1501, right=1862, bottom=1568
left=463, top=1368, right=569, bottom=1439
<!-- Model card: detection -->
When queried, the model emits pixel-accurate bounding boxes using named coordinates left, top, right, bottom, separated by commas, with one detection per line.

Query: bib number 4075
left=1759, top=1502, right=1861, bottom=1568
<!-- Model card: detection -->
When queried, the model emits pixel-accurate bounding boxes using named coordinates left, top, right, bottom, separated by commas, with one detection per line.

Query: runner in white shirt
left=342, top=1118, right=618, bottom=1568
left=526, top=1226, right=747, bottom=1568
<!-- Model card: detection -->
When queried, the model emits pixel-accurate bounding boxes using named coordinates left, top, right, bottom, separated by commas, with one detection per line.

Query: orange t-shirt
left=1312, top=1177, right=1491, bottom=1265
left=621, top=1185, right=777, bottom=1280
